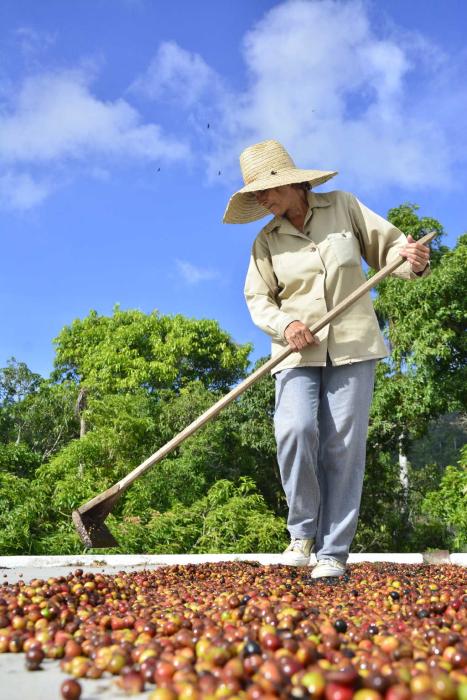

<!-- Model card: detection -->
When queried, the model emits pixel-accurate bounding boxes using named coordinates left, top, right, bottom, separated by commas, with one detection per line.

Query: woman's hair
left=291, top=182, right=310, bottom=202
left=292, top=182, right=311, bottom=192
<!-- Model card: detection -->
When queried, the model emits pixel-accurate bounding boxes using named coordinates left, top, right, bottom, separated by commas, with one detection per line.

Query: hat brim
left=223, top=168, right=338, bottom=224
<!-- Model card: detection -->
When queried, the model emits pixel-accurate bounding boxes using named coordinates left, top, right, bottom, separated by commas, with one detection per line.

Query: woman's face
left=254, top=184, right=304, bottom=217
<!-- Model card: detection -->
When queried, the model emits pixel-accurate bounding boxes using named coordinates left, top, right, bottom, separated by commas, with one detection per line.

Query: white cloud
left=0, top=172, right=52, bottom=210
left=4, top=1, right=465, bottom=211
left=0, top=67, right=191, bottom=209
left=14, top=26, right=57, bottom=60
left=143, top=0, right=464, bottom=194
left=0, top=69, right=189, bottom=164
left=131, top=41, right=221, bottom=108
left=175, top=259, right=219, bottom=285
left=88, top=166, right=111, bottom=182
left=214, top=0, right=456, bottom=191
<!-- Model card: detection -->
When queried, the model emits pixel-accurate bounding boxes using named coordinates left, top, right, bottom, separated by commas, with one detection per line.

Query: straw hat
left=223, top=140, right=338, bottom=224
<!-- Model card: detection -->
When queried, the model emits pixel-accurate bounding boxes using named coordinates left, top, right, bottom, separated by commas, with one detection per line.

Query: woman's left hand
left=400, top=234, right=430, bottom=273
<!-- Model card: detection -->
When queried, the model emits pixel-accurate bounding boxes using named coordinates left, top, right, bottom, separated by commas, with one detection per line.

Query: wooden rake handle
left=92, top=230, right=436, bottom=504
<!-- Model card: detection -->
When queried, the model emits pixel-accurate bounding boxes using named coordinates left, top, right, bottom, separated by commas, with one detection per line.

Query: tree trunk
left=399, top=431, right=408, bottom=501
left=75, top=387, right=88, bottom=438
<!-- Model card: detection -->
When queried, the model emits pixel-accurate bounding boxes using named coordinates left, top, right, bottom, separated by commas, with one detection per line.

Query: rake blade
left=72, top=509, right=120, bottom=548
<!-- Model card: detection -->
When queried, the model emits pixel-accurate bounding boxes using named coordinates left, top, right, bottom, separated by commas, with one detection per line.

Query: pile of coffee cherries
left=0, top=561, right=466, bottom=699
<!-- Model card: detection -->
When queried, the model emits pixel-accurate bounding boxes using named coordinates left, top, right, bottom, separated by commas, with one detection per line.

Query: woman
left=223, top=140, right=430, bottom=578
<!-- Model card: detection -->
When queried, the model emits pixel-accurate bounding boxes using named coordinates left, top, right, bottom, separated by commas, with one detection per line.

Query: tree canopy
left=53, top=307, right=252, bottom=394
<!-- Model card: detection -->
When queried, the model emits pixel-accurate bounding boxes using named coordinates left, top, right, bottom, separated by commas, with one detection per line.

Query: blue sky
left=1, top=0, right=466, bottom=378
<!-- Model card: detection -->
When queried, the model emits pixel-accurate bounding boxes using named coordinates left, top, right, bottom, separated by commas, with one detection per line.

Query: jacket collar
left=307, top=191, right=332, bottom=209
left=263, top=191, right=332, bottom=235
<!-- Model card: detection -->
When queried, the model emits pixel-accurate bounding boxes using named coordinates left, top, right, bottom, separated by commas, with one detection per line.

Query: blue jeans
left=274, top=360, right=376, bottom=564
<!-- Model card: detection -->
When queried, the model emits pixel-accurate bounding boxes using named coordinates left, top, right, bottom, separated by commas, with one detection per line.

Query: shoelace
left=289, top=539, right=306, bottom=551
left=315, top=559, right=344, bottom=569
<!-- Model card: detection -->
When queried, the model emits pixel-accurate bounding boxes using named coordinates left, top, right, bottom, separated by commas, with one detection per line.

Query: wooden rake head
left=72, top=486, right=121, bottom=548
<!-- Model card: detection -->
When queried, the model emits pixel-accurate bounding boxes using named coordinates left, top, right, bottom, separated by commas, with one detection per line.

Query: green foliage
left=1, top=357, right=79, bottom=460
left=0, top=357, right=41, bottom=444
left=53, top=307, right=252, bottom=394
left=0, top=442, right=41, bottom=477
left=355, top=451, right=405, bottom=551
left=0, top=471, right=33, bottom=517
left=116, top=477, right=288, bottom=554
left=0, top=357, right=41, bottom=404
left=192, top=478, right=288, bottom=554
left=122, top=457, right=208, bottom=518
left=86, top=391, right=161, bottom=466
left=0, top=309, right=280, bottom=556
left=225, top=359, right=284, bottom=511
left=0, top=472, right=51, bottom=554
left=408, top=413, right=466, bottom=472
left=120, top=376, right=283, bottom=518
left=14, top=382, right=79, bottom=459
left=386, top=202, right=446, bottom=265
left=370, top=231, right=466, bottom=455
left=421, top=445, right=467, bottom=551
left=355, top=207, right=465, bottom=551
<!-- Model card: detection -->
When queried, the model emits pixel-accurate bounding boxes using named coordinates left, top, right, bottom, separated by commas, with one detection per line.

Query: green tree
left=355, top=208, right=466, bottom=552
left=0, top=310, right=258, bottom=555
left=13, top=382, right=79, bottom=460
left=421, top=445, right=467, bottom=551
left=0, top=357, right=41, bottom=404
left=0, top=358, right=41, bottom=444
left=53, top=307, right=251, bottom=395
left=370, top=217, right=465, bottom=454
left=225, top=360, right=284, bottom=512
left=121, top=377, right=282, bottom=518
left=408, top=413, right=467, bottom=472
left=0, top=357, right=79, bottom=467
left=116, top=477, right=288, bottom=555
left=0, top=471, right=51, bottom=554
left=0, top=443, right=41, bottom=478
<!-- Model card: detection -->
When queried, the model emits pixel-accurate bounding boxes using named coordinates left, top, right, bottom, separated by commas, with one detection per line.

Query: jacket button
left=318, top=270, right=324, bottom=274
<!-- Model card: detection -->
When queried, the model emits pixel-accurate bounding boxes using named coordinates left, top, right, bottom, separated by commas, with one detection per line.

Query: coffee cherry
left=60, top=678, right=82, bottom=700
left=333, top=619, right=347, bottom=633
left=0, top=560, right=464, bottom=700
left=116, top=670, right=145, bottom=694
left=325, top=681, right=354, bottom=700
left=25, top=647, right=44, bottom=671
left=243, top=639, right=261, bottom=656
left=302, top=671, right=326, bottom=695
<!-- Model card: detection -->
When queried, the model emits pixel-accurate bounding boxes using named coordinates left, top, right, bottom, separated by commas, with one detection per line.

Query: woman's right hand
left=284, top=321, right=320, bottom=352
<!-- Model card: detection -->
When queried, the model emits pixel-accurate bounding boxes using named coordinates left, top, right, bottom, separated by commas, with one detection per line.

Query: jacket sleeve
left=347, top=193, right=431, bottom=280
left=244, top=233, right=296, bottom=341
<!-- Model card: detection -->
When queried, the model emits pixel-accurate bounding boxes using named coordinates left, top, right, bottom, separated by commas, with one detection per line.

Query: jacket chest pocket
left=326, top=232, right=361, bottom=268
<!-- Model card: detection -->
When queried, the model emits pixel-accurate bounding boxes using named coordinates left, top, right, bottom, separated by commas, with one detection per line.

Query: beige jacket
left=244, top=190, right=429, bottom=373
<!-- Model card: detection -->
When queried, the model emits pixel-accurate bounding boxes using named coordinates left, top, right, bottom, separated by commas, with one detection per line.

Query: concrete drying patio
left=0, top=553, right=465, bottom=699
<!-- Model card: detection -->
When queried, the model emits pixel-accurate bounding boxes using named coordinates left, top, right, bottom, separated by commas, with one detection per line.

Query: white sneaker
left=282, top=538, right=314, bottom=566
left=311, top=557, right=346, bottom=578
